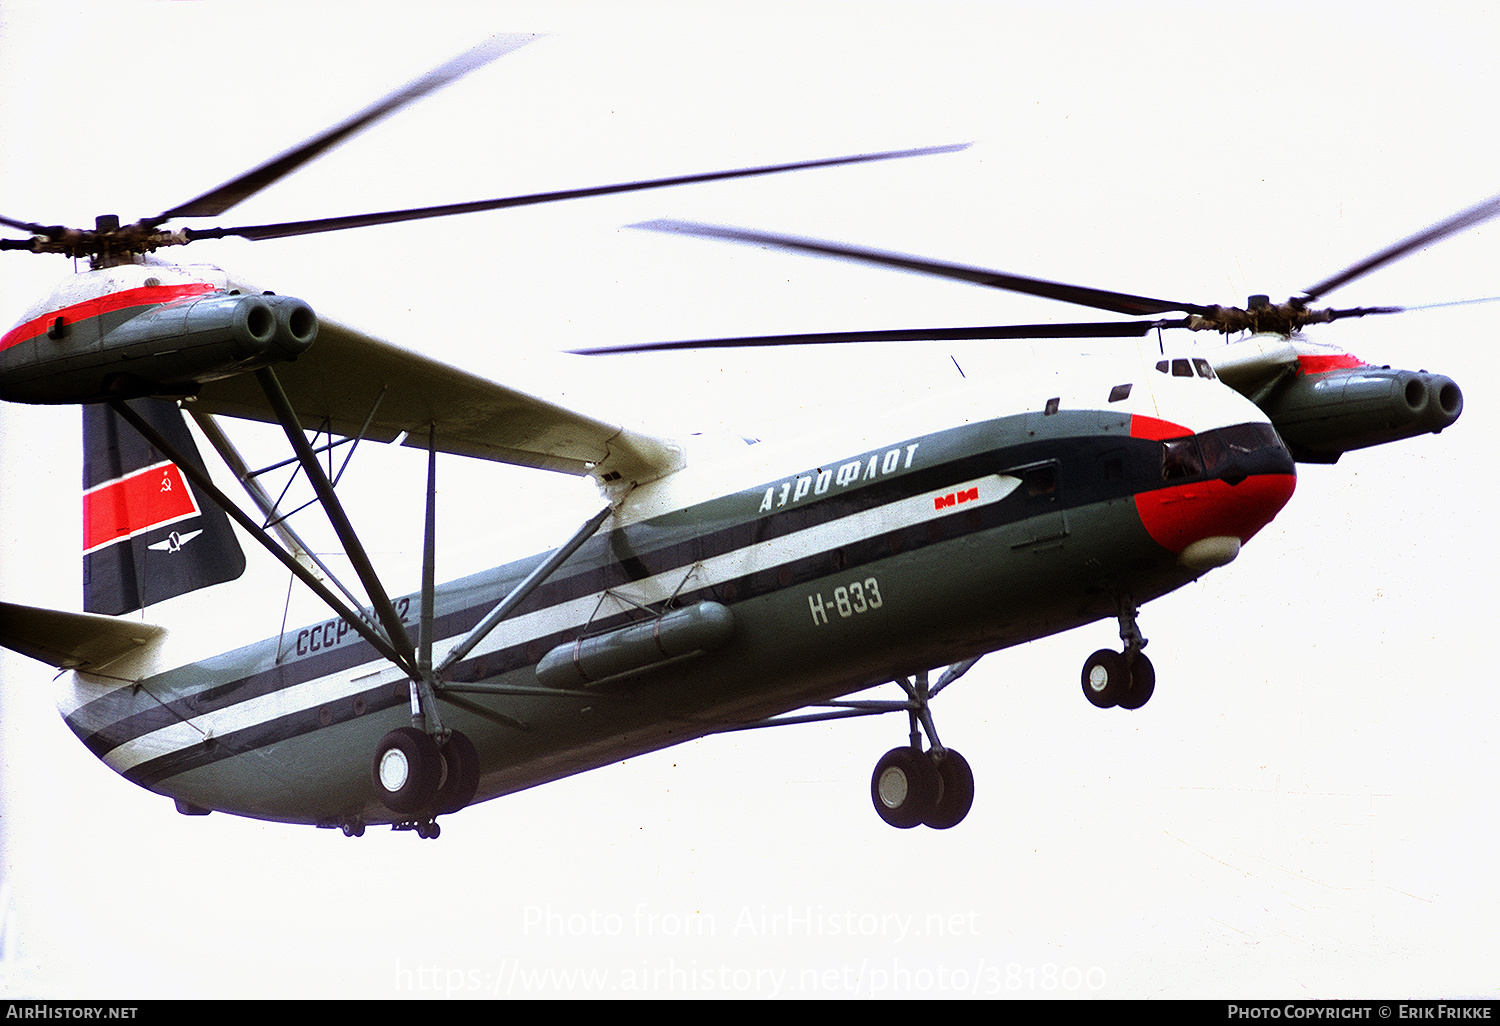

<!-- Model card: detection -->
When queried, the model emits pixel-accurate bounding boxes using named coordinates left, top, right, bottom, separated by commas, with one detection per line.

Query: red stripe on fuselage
left=1129, top=414, right=1192, bottom=440
left=83, top=461, right=200, bottom=553
left=1297, top=352, right=1365, bottom=375
left=1, top=281, right=217, bottom=352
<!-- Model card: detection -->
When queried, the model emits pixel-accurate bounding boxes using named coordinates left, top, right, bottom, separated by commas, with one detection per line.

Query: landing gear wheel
left=372, top=727, right=442, bottom=815
left=1082, top=649, right=1130, bottom=708
left=1117, top=653, right=1156, bottom=710
left=871, top=747, right=939, bottom=829
left=432, top=730, right=480, bottom=816
left=415, top=819, right=441, bottom=840
left=923, top=749, right=975, bottom=830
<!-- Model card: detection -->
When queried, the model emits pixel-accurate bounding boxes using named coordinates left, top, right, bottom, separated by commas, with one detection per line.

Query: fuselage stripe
left=1, top=282, right=217, bottom=351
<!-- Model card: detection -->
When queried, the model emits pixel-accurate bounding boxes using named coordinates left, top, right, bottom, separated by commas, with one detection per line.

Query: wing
left=191, top=317, right=683, bottom=483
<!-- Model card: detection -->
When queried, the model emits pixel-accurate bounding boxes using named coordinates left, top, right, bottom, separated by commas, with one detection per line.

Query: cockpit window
left=1164, top=423, right=1287, bottom=481
left=1155, top=358, right=1218, bottom=380
left=1161, top=437, right=1203, bottom=479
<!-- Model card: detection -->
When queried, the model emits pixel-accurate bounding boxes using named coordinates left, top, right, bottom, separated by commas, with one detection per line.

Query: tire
left=1117, top=653, right=1156, bottom=710
left=924, top=749, right=975, bottom=830
left=871, top=747, right=939, bottom=829
left=371, top=727, right=442, bottom=814
left=432, top=730, right=480, bottom=816
left=1081, top=649, right=1129, bottom=708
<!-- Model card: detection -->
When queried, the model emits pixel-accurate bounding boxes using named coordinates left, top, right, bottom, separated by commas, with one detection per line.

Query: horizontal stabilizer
left=0, top=601, right=165, bottom=671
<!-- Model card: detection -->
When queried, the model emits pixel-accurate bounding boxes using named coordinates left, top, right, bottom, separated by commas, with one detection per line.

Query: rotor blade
left=0, top=214, right=50, bottom=234
left=181, top=144, right=970, bottom=242
left=150, top=34, right=541, bottom=224
left=632, top=219, right=1217, bottom=319
left=1301, top=191, right=1500, bottom=302
left=569, top=319, right=1186, bottom=354
left=1398, top=294, right=1500, bottom=311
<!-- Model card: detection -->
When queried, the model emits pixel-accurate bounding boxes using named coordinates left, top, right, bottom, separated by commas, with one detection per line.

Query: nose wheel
left=1082, top=649, right=1155, bottom=709
left=1081, top=594, right=1155, bottom=710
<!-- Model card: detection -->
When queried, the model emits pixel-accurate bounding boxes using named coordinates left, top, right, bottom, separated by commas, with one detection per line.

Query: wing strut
left=254, top=367, right=419, bottom=678
left=410, top=423, right=443, bottom=735
left=105, top=399, right=413, bottom=673
left=433, top=503, right=613, bottom=679
left=189, top=410, right=378, bottom=628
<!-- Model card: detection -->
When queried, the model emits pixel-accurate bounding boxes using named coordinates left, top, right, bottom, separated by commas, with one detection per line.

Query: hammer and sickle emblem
left=160, top=471, right=173, bottom=492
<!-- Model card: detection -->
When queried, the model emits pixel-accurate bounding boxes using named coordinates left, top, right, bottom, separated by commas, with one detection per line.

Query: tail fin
left=83, top=399, right=245, bottom=615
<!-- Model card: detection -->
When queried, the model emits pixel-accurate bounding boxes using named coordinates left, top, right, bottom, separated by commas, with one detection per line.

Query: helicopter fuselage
left=48, top=305, right=1297, bottom=828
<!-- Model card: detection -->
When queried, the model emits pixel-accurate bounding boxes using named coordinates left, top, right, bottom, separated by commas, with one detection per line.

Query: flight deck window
left=1216, top=422, right=1281, bottom=453
left=1154, top=358, right=1216, bottom=379
left=1198, top=432, right=1231, bottom=473
left=1161, top=437, right=1203, bottom=480
left=1189, top=423, right=1287, bottom=476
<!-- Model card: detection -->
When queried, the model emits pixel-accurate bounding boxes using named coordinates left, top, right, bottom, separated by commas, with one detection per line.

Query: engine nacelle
left=0, top=290, right=317, bottom=404
left=1262, top=365, right=1463, bottom=463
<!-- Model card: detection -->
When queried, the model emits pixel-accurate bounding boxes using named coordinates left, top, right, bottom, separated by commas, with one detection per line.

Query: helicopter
left=0, top=33, right=1485, bottom=840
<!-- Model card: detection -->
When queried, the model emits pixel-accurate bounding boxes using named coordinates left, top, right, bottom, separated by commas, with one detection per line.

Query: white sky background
left=1, top=0, right=1497, bottom=1000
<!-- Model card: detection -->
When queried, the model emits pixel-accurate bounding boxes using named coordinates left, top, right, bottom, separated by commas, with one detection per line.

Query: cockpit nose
left=1135, top=423, right=1297, bottom=570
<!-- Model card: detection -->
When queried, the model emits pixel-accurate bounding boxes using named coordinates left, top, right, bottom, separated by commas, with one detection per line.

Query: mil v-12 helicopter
left=0, top=35, right=1481, bottom=838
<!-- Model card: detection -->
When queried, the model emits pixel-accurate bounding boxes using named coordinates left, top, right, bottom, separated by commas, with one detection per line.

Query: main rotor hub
left=10, top=215, right=192, bottom=267
left=1183, top=298, right=1399, bottom=337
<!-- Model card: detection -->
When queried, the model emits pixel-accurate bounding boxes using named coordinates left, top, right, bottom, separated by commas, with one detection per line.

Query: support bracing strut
left=255, top=367, right=418, bottom=677
left=106, top=400, right=412, bottom=672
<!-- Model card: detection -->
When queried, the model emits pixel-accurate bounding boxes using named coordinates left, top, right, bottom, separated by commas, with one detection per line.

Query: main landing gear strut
left=1080, top=596, right=1155, bottom=711
left=865, top=665, right=976, bottom=830
left=727, top=660, right=979, bottom=830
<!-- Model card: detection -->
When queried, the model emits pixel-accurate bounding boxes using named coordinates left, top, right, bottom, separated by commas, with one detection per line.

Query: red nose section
left=1135, top=473, right=1296, bottom=554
